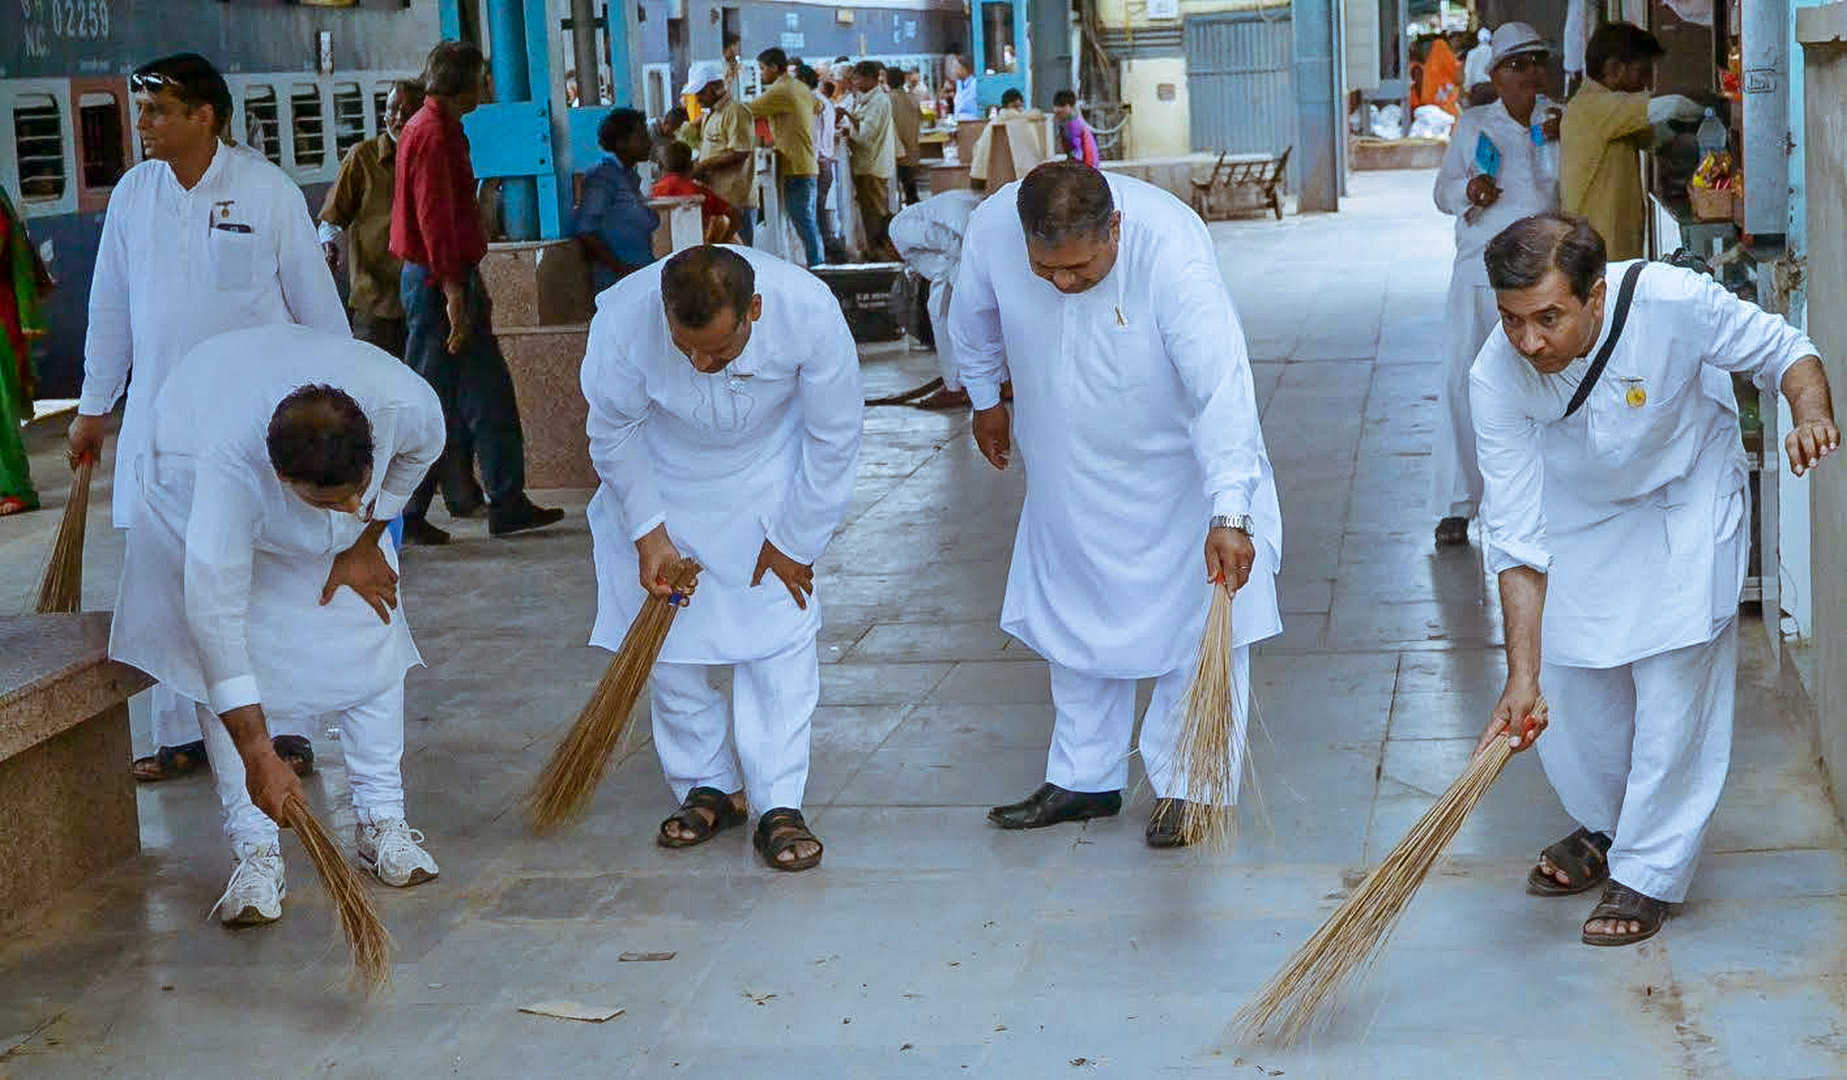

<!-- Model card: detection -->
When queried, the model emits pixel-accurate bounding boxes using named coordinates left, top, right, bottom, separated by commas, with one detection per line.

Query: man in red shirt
left=391, top=40, right=562, bottom=543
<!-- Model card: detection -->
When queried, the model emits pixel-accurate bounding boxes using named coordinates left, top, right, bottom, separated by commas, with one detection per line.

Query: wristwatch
left=1210, top=514, right=1254, bottom=535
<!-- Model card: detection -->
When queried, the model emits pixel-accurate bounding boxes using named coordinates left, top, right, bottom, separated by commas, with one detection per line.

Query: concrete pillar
left=487, top=0, right=540, bottom=240
left=1741, top=0, right=1791, bottom=237
left=1292, top=0, right=1343, bottom=211
left=570, top=0, right=601, bottom=105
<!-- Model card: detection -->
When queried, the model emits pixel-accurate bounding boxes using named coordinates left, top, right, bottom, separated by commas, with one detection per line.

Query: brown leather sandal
left=753, top=807, right=823, bottom=872
left=1582, top=882, right=1668, bottom=947
left=1528, top=826, right=1613, bottom=896
left=657, top=786, right=747, bottom=849
left=132, top=740, right=209, bottom=783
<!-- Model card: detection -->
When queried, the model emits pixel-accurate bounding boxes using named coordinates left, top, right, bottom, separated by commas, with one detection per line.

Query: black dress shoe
left=987, top=783, right=1122, bottom=830
left=488, top=498, right=565, bottom=537
left=401, top=516, right=452, bottom=546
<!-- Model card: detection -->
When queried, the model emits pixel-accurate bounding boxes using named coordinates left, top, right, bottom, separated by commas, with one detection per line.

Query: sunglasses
left=129, top=71, right=178, bottom=93
left=1496, top=52, right=1550, bottom=73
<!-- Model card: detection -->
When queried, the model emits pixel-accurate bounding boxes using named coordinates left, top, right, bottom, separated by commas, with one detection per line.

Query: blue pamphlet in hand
left=1474, top=133, right=1502, bottom=179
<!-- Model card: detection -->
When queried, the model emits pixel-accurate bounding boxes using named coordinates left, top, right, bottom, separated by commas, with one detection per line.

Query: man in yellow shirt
left=1560, top=23, right=1704, bottom=260
left=748, top=47, right=824, bottom=267
left=687, top=61, right=759, bottom=245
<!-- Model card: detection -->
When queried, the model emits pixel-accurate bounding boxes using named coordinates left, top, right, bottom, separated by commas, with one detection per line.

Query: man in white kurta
left=949, top=162, right=1283, bottom=845
left=1429, top=24, right=1559, bottom=545
left=112, top=324, right=446, bottom=923
left=887, top=188, right=986, bottom=410
left=1471, top=213, right=1838, bottom=946
left=582, top=245, right=862, bottom=871
left=68, top=54, right=348, bottom=770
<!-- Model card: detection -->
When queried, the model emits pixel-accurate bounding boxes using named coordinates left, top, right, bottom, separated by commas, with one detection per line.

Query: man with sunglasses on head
left=70, top=52, right=349, bottom=787
left=580, top=245, right=861, bottom=873
left=1428, top=23, right=1561, bottom=549
left=950, top=162, right=1283, bottom=846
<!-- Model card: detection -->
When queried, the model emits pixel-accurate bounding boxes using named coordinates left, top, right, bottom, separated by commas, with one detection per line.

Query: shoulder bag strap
left=1563, top=260, right=1646, bottom=420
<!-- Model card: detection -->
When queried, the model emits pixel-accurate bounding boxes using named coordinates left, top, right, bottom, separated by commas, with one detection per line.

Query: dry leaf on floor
left=618, top=951, right=676, bottom=962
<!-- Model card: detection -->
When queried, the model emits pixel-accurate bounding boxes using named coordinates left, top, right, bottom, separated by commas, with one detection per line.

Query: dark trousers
left=897, top=163, right=921, bottom=206
left=354, top=309, right=483, bottom=515
left=400, top=264, right=527, bottom=518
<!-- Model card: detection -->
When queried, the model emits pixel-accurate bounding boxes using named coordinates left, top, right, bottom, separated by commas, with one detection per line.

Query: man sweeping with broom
left=581, top=245, right=862, bottom=871
left=1471, top=213, right=1838, bottom=946
left=949, top=161, right=1283, bottom=846
left=110, top=323, right=446, bottom=924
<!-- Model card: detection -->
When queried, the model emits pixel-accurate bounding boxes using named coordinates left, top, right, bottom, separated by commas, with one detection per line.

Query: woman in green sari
left=1, top=186, right=50, bottom=516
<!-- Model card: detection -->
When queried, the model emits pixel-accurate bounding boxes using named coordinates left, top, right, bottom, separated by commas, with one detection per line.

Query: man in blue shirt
left=951, top=54, right=981, bottom=122
left=576, top=108, right=659, bottom=294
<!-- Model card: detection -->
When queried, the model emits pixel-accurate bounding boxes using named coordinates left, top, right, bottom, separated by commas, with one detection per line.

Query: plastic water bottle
left=1531, top=94, right=1559, bottom=178
left=1697, top=107, right=1728, bottom=158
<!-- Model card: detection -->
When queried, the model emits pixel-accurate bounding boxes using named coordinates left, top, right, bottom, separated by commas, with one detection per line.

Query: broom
left=1232, top=701, right=1546, bottom=1046
left=33, top=459, right=94, bottom=613
left=278, top=792, right=393, bottom=992
left=1170, top=581, right=1247, bottom=848
left=526, top=557, right=702, bottom=831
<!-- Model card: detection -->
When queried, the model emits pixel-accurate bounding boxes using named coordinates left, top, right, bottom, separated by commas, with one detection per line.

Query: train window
left=332, top=83, right=367, bottom=159
left=290, top=84, right=325, bottom=169
left=78, top=91, right=128, bottom=190
left=243, top=84, right=282, bottom=165
left=373, top=89, right=390, bottom=138
left=12, top=94, right=66, bottom=202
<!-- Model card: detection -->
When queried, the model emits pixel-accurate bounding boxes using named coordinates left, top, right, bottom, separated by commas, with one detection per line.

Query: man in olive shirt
left=688, top=61, right=758, bottom=245
left=843, top=60, right=898, bottom=258
left=320, top=78, right=482, bottom=516
left=1560, top=23, right=1704, bottom=259
left=885, top=65, right=922, bottom=206
left=748, top=47, right=823, bottom=267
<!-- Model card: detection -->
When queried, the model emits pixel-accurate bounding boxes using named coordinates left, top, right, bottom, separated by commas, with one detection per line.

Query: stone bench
left=0, top=614, right=151, bottom=923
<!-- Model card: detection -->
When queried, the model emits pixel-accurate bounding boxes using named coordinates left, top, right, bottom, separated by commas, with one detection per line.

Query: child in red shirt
left=651, top=143, right=736, bottom=243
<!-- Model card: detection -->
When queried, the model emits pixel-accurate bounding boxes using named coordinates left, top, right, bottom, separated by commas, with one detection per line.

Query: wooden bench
left=1190, top=147, right=1293, bottom=222
left=0, top=614, right=151, bottom=923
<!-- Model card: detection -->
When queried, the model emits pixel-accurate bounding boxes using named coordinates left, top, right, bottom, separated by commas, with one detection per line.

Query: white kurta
left=111, top=325, right=443, bottom=720
left=1473, top=262, right=1815, bottom=665
left=582, top=247, right=864, bottom=664
left=1431, top=103, right=1560, bottom=519
left=888, top=190, right=985, bottom=390
left=81, top=141, right=349, bottom=527
left=948, top=174, right=1283, bottom=677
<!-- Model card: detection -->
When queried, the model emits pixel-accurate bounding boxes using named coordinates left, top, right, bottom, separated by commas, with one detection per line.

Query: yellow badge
left=1625, top=385, right=1647, bottom=408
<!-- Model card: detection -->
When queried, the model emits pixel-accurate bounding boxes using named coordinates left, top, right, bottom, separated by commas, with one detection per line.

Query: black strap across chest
left=1563, top=260, right=1646, bottom=420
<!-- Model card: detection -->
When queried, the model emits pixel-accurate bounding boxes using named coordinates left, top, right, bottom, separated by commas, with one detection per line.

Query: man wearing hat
left=1428, top=22, right=1560, bottom=546
left=687, top=61, right=759, bottom=246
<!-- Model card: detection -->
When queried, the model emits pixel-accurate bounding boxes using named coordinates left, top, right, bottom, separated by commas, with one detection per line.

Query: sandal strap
left=1541, top=827, right=1611, bottom=885
left=661, top=787, right=741, bottom=839
left=756, top=807, right=808, bottom=837
left=1587, top=882, right=1666, bottom=924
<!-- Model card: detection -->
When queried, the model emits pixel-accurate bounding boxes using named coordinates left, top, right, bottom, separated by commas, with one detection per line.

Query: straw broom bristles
left=278, top=792, right=393, bottom=992
left=526, top=557, right=702, bottom=831
left=34, top=459, right=93, bottom=614
left=1173, top=582, right=1244, bottom=848
left=1232, top=701, right=1544, bottom=1046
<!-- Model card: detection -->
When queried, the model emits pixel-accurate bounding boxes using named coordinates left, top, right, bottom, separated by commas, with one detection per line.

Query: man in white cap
left=1429, top=21, right=1560, bottom=546
left=686, top=61, right=759, bottom=246
left=1472, top=213, right=1838, bottom=946
left=1464, top=27, right=1495, bottom=91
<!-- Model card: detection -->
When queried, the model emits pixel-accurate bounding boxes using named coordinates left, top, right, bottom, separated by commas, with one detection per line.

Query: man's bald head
left=268, top=385, right=374, bottom=494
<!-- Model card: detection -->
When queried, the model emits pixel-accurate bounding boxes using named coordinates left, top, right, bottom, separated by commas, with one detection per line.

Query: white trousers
left=196, top=683, right=408, bottom=852
left=649, top=637, right=819, bottom=814
left=1535, top=620, right=1737, bottom=903
left=1046, top=645, right=1253, bottom=800
left=925, top=282, right=962, bottom=391
left=1429, top=275, right=1497, bottom=520
left=144, top=682, right=309, bottom=749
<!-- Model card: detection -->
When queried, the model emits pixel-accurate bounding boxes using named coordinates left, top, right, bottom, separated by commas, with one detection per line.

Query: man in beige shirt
left=842, top=60, right=898, bottom=257
left=885, top=65, right=923, bottom=206
left=687, top=61, right=759, bottom=245
left=748, top=47, right=823, bottom=267
left=1560, top=23, right=1704, bottom=260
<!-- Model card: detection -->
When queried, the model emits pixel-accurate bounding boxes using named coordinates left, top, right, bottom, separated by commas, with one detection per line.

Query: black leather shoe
left=401, top=516, right=452, bottom=546
left=987, top=783, right=1122, bottom=830
left=488, top=499, right=565, bottom=537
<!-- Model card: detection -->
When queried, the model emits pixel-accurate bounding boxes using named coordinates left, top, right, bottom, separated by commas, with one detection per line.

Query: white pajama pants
left=1046, top=645, right=1253, bottom=801
left=925, top=282, right=961, bottom=391
left=1429, top=275, right=1497, bottom=521
left=1534, top=620, right=1738, bottom=903
left=650, top=637, right=819, bottom=814
left=196, top=684, right=408, bottom=853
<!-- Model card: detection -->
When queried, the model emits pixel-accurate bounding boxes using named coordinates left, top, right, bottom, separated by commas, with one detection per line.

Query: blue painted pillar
left=487, top=0, right=540, bottom=240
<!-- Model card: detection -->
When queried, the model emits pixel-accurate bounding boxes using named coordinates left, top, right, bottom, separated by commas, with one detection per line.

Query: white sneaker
left=355, top=818, right=440, bottom=887
left=211, top=842, right=286, bottom=926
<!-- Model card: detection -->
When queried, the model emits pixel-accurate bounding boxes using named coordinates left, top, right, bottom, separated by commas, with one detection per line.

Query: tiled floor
left=1, top=170, right=1841, bottom=1079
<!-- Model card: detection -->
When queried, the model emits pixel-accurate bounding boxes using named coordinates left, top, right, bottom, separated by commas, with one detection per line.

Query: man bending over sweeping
left=949, top=161, right=1283, bottom=846
left=1472, top=213, right=1838, bottom=946
left=111, top=324, right=446, bottom=924
left=582, top=245, right=862, bottom=871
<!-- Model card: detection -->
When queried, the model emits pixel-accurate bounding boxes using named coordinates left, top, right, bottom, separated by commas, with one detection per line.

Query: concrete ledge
left=0, top=614, right=151, bottom=923
left=500, top=324, right=595, bottom=490
left=1351, top=137, right=1447, bottom=171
